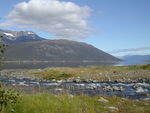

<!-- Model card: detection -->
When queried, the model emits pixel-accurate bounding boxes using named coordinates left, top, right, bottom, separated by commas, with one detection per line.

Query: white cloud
left=0, top=0, right=92, bottom=39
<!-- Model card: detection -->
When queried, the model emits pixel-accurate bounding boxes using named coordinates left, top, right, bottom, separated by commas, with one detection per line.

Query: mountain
left=0, top=29, right=120, bottom=62
left=3, top=39, right=120, bottom=62
left=0, top=29, right=45, bottom=43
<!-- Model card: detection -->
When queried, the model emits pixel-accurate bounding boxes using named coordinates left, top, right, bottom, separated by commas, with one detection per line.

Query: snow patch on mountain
left=4, top=33, right=15, bottom=37
left=27, top=31, right=34, bottom=35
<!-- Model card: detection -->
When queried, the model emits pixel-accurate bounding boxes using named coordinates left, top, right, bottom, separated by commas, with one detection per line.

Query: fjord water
left=1, top=60, right=150, bottom=69
left=116, top=60, right=150, bottom=66
left=1, top=61, right=116, bottom=69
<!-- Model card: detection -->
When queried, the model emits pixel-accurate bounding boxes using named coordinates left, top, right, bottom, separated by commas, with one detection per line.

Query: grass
left=32, top=64, right=150, bottom=80
left=2, top=93, right=150, bottom=113
left=33, top=69, right=76, bottom=80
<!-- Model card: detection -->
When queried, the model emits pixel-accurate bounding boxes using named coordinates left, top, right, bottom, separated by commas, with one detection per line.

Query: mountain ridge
left=0, top=29, right=45, bottom=43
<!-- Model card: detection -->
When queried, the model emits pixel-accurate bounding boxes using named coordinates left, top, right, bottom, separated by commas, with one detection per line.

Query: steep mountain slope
left=4, top=39, right=121, bottom=62
left=0, top=29, right=45, bottom=43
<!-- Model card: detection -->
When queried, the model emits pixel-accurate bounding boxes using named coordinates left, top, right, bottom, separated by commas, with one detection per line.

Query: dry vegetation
left=32, top=64, right=150, bottom=81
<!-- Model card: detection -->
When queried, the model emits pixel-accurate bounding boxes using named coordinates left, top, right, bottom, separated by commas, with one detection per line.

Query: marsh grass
left=2, top=93, right=150, bottom=113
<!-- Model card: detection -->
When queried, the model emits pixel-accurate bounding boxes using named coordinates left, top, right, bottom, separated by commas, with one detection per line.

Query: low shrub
left=34, top=69, right=75, bottom=80
left=0, top=84, right=21, bottom=112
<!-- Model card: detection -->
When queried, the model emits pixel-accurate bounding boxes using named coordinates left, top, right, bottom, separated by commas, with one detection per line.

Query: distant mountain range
left=118, top=54, right=150, bottom=65
left=1, top=29, right=120, bottom=63
left=120, top=54, right=150, bottom=61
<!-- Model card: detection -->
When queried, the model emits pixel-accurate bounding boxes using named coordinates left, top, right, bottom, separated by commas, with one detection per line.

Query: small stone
left=55, top=88, right=63, bottom=91
left=98, top=97, right=109, bottom=102
left=136, top=87, right=144, bottom=93
left=105, top=106, right=118, bottom=110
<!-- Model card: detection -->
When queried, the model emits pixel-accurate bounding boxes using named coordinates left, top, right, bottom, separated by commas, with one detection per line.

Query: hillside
left=4, top=39, right=120, bottom=62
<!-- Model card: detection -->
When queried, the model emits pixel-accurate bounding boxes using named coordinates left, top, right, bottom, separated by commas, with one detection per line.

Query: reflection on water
left=1, top=61, right=118, bottom=69
left=1, top=60, right=149, bottom=69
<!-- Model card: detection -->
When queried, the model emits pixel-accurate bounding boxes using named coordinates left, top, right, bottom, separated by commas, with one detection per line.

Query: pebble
left=104, top=106, right=118, bottom=110
left=19, top=81, right=29, bottom=86
left=98, top=97, right=109, bottom=102
left=136, top=87, right=145, bottom=93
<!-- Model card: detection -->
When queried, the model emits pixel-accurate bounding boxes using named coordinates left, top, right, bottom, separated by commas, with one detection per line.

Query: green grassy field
left=2, top=93, right=150, bottom=113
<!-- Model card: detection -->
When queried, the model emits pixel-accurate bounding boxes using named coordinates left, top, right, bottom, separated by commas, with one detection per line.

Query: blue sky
left=0, top=0, right=150, bottom=56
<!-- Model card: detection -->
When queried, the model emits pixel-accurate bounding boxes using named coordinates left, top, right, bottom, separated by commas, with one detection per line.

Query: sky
left=0, top=0, right=150, bottom=56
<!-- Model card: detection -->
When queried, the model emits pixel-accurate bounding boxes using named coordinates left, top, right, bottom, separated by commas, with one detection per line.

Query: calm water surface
left=1, top=60, right=149, bottom=69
